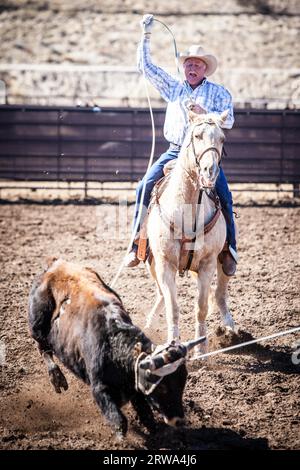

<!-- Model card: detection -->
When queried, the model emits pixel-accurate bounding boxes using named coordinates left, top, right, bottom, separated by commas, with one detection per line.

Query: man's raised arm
left=137, top=14, right=181, bottom=102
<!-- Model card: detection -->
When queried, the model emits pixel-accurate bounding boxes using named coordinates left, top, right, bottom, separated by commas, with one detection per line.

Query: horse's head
left=186, top=109, right=229, bottom=189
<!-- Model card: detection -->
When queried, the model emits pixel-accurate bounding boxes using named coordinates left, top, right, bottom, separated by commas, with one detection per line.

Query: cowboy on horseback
left=124, top=14, right=237, bottom=276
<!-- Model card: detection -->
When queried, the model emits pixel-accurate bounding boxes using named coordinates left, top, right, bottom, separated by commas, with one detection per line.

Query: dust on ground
left=0, top=195, right=299, bottom=450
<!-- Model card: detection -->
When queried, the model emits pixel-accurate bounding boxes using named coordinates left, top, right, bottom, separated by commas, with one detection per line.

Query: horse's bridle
left=188, top=120, right=222, bottom=168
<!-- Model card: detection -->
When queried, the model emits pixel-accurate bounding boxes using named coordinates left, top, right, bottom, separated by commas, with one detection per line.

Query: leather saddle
left=137, top=160, right=221, bottom=276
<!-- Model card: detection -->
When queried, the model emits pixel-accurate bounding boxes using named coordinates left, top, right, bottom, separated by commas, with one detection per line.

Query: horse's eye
left=194, top=133, right=202, bottom=140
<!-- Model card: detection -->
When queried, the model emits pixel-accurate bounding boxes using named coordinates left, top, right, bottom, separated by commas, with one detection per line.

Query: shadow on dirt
left=211, top=327, right=300, bottom=375
left=132, top=423, right=269, bottom=450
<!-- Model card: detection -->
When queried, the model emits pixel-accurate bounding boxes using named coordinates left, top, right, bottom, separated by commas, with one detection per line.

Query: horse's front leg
left=155, top=260, right=180, bottom=343
left=145, top=259, right=165, bottom=330
left=194, top=257, right=216, bottom=358
left=216, top=259, right=235, bottom=330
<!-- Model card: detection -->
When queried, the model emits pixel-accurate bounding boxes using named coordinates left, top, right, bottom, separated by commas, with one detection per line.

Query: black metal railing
left=0, top=105, right=299, bottom=196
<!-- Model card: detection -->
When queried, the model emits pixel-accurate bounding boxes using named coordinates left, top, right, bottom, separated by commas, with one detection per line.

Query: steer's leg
left=91, top=382, right=128, bottom=438
left=194, top=257, right=216, bottom=358
left=39, top=347, right=68, bottom=393
left=29, top=280, right=68, bottom=393
left=215, top=259, right=235, bottom=330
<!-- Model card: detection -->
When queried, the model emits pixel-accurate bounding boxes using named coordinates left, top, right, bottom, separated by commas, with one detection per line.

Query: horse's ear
left=220, top=109, right=230, bottom=124
left=188, top=109, right=201, bottom=123
left=44, top=256, right=58, bottom=269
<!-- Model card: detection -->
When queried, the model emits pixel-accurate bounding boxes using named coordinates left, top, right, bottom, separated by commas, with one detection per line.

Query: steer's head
left=135, top=337, right=206, bottom=427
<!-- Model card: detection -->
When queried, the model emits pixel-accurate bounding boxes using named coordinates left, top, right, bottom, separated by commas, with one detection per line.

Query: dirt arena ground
left=0, top=193, right=299, bottom=450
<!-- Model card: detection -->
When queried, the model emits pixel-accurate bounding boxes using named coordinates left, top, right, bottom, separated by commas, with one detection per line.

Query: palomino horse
left=145, top=109, right=235, bottom=357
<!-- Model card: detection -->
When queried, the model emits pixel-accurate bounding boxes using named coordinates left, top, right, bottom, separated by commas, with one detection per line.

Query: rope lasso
left=153, top=18, right=193, bottom=100
left=110, top=35, right=156, bottom=288
left=110, top=18, right=185, bottom=288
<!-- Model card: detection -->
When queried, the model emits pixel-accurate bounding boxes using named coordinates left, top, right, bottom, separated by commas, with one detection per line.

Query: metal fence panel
left=0, top=105, right=299, bottom=186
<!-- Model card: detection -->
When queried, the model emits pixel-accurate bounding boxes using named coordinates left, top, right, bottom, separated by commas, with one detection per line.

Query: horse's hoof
left=226, top=324, right=235, bottom=332
left=144, top=321, right=152, bottom=330
left=222, top=315, right=235, bottom=331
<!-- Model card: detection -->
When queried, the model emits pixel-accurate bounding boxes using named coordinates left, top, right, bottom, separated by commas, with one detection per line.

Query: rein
left=179, top=144, right=222, bottom=187
left=193, top=145, right=222, bottom=167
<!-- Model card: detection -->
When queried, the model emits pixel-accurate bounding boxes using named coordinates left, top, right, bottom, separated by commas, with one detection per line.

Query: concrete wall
left=0, top=0, right=299, bottom=108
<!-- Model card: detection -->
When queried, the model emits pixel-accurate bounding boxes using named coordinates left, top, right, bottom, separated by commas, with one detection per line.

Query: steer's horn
left=182, top=336, right=207, bottom=352
left=140, top=350, right=172, bottom=371
left=140, top=337, right=206, bottom=371
left=140, top=345, right=183, bottom=371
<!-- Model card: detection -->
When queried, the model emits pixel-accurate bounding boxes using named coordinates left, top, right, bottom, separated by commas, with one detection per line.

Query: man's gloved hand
left=187, top=103, right=206, bottom=114
left=140, top=14, right=154, bottom=34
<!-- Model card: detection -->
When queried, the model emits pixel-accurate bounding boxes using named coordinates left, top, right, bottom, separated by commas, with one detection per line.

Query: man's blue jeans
left=133, top=146, right=236, bottom=251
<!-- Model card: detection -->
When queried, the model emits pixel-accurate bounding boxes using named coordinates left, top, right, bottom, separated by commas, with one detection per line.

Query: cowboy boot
left=124, top=245, right=140, bottom=268
left=218, top=241, right=237, bottom=276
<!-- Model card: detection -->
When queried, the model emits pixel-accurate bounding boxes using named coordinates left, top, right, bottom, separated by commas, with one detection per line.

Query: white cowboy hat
left=179, top=45, right=218, bottom=76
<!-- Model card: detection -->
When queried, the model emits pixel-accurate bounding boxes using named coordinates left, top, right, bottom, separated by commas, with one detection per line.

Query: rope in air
left=110, top=18, right=181, bottom=288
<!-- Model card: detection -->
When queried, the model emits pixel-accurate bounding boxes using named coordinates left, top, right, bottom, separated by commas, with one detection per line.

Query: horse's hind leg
left=215, top=259, right=235, bottom=330
left=145, top=259, right=165, bottom=329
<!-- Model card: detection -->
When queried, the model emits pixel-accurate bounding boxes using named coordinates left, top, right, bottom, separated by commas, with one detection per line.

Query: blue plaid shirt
left=137, top=37, right=234, bottom=146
